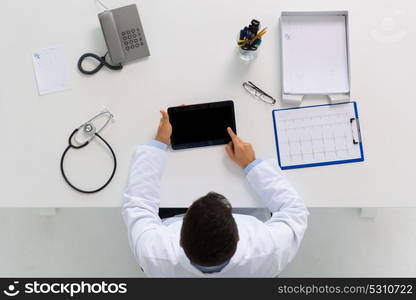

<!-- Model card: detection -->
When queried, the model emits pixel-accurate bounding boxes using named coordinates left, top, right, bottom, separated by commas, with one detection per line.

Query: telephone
left=78, top=4, right=150, bottom=75
left=99, top=4, right=150, bottom=64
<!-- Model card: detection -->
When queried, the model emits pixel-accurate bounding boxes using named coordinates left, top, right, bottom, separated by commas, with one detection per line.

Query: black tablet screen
left=168, top=101, right=236, bottom=150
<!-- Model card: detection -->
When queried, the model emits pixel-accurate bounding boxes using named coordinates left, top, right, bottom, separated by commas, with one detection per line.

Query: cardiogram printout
left=272, top=102, right=364, bottom=169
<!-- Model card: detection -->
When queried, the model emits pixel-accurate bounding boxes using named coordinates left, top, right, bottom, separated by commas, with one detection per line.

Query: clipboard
left=272, top=102, right=364, bottom=170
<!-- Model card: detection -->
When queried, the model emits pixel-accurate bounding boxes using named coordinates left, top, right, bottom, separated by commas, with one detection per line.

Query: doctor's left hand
left=155, top=110, right=172, bottom=145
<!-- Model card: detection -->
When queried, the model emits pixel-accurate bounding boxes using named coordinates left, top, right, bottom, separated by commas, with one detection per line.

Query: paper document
left=32, top=46, right=71, bottom=95
left=273, top=102, right=364, bottom=169
left=281, top=14, right=350, bottom=94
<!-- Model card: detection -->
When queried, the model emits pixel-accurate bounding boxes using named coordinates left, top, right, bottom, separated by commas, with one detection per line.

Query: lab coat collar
left=178, top=240, right=245, bottom=277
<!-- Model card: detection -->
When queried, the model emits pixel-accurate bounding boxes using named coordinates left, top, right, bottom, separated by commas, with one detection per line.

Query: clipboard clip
left=350, top=118, right=362, bottom=145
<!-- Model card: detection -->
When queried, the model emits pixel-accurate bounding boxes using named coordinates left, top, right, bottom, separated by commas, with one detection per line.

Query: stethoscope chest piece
left=84, top=123, right=95, bottom=134
left=60, top=110, right=117, bottom=193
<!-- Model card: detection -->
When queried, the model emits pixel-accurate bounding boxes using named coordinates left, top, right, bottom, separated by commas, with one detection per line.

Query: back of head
left=180, top=192, right=239, bottom=267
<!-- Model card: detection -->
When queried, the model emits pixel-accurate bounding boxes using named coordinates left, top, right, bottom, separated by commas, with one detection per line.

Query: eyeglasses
left=242, top=81, right=277, bottom=105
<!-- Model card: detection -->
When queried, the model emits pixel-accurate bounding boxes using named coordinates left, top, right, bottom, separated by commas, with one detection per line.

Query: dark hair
left=180, top=192, right=239, bottom=267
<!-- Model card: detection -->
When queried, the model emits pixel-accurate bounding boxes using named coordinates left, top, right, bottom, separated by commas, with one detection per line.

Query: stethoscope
left=60, top=110, right=117, bottom=193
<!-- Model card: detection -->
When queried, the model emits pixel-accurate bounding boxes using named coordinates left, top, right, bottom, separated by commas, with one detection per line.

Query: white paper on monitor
left=281, top=14, right=350, bottom=94
left=32, top=46, right=71, bottom=95
left=274, top=103, right=361, bottom=168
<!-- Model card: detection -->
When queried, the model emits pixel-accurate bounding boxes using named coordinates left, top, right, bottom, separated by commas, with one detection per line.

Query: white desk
left=1, top=0, right=415, bottom=207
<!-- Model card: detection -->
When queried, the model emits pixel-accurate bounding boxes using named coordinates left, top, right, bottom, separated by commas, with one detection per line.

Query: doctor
left=122, top=110, right=308, bottom=277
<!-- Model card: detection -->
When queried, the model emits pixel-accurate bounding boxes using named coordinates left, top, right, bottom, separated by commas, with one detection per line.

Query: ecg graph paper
left=273, top=103, right=361, bottom=168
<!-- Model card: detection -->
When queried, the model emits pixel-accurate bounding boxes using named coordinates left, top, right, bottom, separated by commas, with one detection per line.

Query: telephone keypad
left=121, top=27, right=144, bottom=52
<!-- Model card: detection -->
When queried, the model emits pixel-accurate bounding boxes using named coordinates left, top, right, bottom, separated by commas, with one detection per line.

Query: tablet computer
left=168, top=101, right=236, bottom=150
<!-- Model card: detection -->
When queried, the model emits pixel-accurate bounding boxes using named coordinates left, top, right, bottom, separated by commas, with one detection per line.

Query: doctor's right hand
left=225, top=127, right=256, bottom=169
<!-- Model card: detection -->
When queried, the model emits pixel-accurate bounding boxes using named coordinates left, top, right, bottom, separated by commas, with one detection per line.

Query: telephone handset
left=99, top=11, right=126, bottom=64
left=78, top=4, right=150, bottom=75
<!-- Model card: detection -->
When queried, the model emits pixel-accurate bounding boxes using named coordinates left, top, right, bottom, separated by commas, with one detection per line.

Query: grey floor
left=1, top=208, right=415, bottom=277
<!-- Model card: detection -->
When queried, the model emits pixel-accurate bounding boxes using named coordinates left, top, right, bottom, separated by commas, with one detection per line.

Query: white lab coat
left=122, top=144, right=308, bottom=277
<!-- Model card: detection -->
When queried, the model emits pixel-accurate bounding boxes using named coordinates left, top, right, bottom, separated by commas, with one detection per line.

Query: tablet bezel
left=168, top=100, right=236, bottom=150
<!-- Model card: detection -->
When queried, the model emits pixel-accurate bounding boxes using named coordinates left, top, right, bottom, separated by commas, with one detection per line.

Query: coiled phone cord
left=77, top=52, right=123, bottom=75
left=60, top=128, right=117, bottom=193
